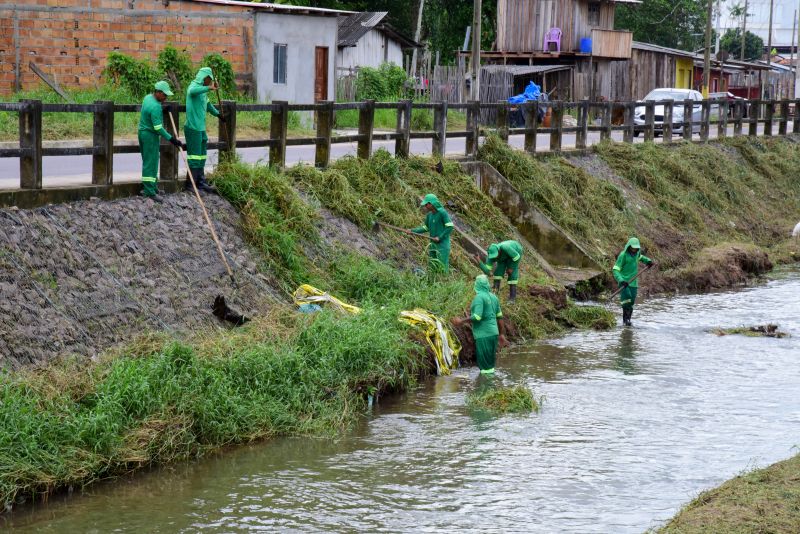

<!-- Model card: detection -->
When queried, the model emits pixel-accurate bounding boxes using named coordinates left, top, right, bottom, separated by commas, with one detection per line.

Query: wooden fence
left=1, top=97, right=799, bottom=197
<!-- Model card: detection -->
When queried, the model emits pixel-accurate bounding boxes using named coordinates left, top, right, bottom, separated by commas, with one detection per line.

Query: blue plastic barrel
left=580, top=38, right=592, bottom=54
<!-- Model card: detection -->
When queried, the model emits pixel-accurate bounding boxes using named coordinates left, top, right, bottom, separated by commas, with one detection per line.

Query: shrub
left=157, top=45, right=194, bottom=95
left=355, top=62, right=410, bottom=101
left=103, top=52, right=159, bottom=99
left=201, top=53, right=237, bottom=98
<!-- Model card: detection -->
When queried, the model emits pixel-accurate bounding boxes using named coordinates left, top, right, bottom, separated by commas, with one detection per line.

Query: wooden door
left=314, top=47, right=329, bottom=101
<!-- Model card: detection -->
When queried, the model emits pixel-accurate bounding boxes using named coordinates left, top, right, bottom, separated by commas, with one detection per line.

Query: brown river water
left=4, top=269, right=800, bottom=533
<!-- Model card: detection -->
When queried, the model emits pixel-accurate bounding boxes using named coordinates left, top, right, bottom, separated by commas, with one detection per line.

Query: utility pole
left=703, top=0, right=713, bottom=97
left=471, top=0, right=482, bottom=101
left=411, top=0, right=425, bottom=79
left=715, top=0, right=721, bottom=58
left=791, top=10, right=797, bottom=96
left=764, top=0, right=774, bottom=99
left=796, top=1, right=800, bottom=97
left=741, top=0, right=748, bottom=60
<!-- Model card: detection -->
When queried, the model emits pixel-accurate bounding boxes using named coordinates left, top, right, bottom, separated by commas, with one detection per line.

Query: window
left=588, top=2, right=601, bottom=27
left=273, top=44, right=287, bottom=84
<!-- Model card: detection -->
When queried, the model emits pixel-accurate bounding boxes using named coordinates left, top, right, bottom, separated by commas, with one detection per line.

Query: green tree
left=720, top=28, right=764, bottom=61
left=615, top=0, right=709, bottom=51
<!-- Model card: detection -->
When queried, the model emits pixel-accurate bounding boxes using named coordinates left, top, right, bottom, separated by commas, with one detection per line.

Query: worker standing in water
left=453, top=275, right=506, bottom=374
left=476, top=240, right=523, bottom=301
left=612, top=237, right=655, bottom=326
left=138, top=81, right=184, bottom=203
left=411, top=194, right=454, bottom=275
left=185, top=67, right=224, bottom=193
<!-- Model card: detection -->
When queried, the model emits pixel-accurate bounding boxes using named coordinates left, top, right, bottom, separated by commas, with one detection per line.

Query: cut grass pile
left=466, top=385, right=539, bottom=414
left=478, top=135, right=800, bottom=271
left=659, top=453, right=800, bottom=533
left=711, top=324, right=789, bottom=338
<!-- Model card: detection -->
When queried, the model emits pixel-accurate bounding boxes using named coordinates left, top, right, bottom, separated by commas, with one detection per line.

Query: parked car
left=633, top=88, right=704, bottom=136
left=708, top=91, right=748, bottom=117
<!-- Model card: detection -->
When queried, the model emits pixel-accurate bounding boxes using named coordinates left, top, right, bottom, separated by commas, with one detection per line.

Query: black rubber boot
left=184, top=168, right=198, bottom=191
left=493, top=279, right=501, bottom=293
left=196, top=168, right=217, bottom=194
left=509, top=284, right=517, bottom=302
left=622, top=307, right=633, bottom=327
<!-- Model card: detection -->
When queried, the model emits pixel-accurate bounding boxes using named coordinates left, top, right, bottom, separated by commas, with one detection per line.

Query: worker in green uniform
left=453, top=274, right=506, bottom=374
left=138, top=80, right=184, bottom=202
left=476, top=240, right=523, bottom=301
left=411, top=193, right=454, bottom=275
left=185, top=67, right=224, bottom=193
left=612, top=237, right=655, bottom=326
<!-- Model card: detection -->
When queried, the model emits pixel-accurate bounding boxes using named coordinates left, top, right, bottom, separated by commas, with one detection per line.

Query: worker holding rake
left=184, top=67, right=224, bottom=194
left=612, top=237, right=655, bottom=327
left=138, top=80, right=184, bottom=203
left=476, top=240, right=523, bottom=301
left=411, top=193, right=454, bottom=275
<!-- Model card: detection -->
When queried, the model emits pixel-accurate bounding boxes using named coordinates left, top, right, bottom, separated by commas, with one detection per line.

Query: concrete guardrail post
left=315, top=100, right=334, bottom=168
left=395, top=99, right=412, bottom=158
left=269, top=100, right=288, bottom=169
left=524, top=101, right=538, bottom=154
left=19, top=99, right=42, bottom=189
left=92, top=100, right=114, bottom=185
left=357, top=100, right=375, bottom=160
left=432, top=100, right=448, bottom=158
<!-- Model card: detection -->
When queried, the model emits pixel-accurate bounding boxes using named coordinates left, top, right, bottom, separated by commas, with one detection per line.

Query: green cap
left=486, top=244, right=500, bottom=261
left=154, top=81, right=173, bottom=96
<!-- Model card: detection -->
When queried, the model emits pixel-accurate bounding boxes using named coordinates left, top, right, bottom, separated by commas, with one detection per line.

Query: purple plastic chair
left=544, top=27, right=562, bottom=52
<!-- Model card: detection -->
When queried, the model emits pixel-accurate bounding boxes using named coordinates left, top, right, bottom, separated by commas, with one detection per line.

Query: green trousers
left=475, top=335, right=498, bottom=373
left=138, top=131, right=160, bottom=197
left=493, top=259, right=520, bottom=285
left=184, top=127, right=208, bottom=170
left=619, top=284, right=638, bottom=311
left=427, top=241, right=450, bottom=275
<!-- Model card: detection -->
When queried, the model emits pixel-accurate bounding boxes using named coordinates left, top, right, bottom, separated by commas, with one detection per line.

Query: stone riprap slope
left=0, top=193, right=282, bottom=369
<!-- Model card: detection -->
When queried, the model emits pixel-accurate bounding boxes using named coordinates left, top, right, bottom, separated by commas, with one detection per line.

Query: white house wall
left=336, top=29, right=404, bottom=71
left=254, top=12, right=338, bottom=104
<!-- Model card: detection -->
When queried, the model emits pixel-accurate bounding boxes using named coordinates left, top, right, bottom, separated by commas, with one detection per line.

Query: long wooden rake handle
left=376, top=221, right=437, bottom=241
left=609, top=264, right=653, bottom=299
left=167, top=112, right=235, bottom=283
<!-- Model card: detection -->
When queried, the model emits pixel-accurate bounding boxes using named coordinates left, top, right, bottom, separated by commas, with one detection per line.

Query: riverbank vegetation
left=659, top=453, right=800, bottom=533
left=478, top=135, right=800, bottom=293
left=0, top=153, right=612, bottom=509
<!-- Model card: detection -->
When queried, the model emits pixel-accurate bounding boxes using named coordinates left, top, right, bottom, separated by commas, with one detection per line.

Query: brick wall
left=0, top=0, right=255, bottom=94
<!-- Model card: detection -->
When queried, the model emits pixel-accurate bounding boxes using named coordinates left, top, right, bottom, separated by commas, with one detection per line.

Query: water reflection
left=613, top=327, right=640, bottom=375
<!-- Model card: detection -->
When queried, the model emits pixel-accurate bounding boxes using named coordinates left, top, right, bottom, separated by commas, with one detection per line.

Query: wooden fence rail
left=1, top=97, right=799, bottom=194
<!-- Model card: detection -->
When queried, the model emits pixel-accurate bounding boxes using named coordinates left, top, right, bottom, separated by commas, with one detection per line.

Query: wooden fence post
left=269, top=100, right=288, bottom=168
left=644, top=100, right=655, bottom=142
left=663, top=100, right=673, bottom=143
left=734, top=100, right=744, bottom=136
left=357, top=100, right=375, bottom=160
left=700, top=100, right=710, bottom=141
left=92, top=100, right=113, bottom=185
left=779, top=99, right=789, bottom=135
left=315, top=100, right=334, bottom=168
left=550, top=101, right=564, bottom=152
left=794, top=99, right=800, bottom=134
left=524, top=102, right=538, bottom=154
left=219, top=100, right=237, bottom=161
left=496, top=101, right=508, bottom=143
left=601, top=102, right=612, bottom=142
left=19, top=99, right=42, bottom=189
left=718, top=100, right=729, bottom=138
left=748, top=99, right=760, bottom=137
left=466, top=100, right=480, bottom=157
left=576, top=100, right=588, bottom=149
left=682, top=99, right=693, bottom=140
left=623, top=102, right=635, bottom=143
left=764, top=100, right=774, bottom=136
left=395, top=99, right=412, bottom=158
left=432, top=101, right=448, bottom=158
left=160, top=101, right=179, bottom=182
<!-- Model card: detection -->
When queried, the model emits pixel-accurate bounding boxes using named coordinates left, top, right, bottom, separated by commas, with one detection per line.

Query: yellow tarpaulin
left=293, top=284, right=362, bottom=315
left=399, top=309, right=461, bottom=376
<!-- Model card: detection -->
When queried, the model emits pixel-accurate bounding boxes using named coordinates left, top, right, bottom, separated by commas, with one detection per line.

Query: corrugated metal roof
left=632, top=41, right=696, bottom=58
left=187, top=0, right=353, bottom=16
left=481, top=65, right=574, bottom=76
left=338, top=11, right=388, bottom=47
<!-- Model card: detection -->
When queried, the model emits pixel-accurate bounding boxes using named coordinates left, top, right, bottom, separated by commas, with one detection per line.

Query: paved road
left=0, top=125, right=766, bottom=189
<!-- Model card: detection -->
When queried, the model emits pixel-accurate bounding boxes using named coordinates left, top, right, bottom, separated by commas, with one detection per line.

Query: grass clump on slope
left=0, top=306, right=422, bottom=508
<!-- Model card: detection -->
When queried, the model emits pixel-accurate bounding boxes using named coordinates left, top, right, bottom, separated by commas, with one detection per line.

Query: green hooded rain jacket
left=412, top=193, right=454, bottom=273
left=470, top=275, right=503, bottom=339
left=185, top=67, right=220, bottom=132
left=612, top=237, right=653, bottom=288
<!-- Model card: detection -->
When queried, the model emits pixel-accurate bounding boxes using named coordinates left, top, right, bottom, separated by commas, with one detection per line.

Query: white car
left=633, top=88, right=704, bottom=136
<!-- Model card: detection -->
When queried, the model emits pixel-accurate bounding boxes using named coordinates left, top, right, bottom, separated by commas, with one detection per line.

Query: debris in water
left=711, top=324, right=789, bottom=338
left=467, top=385, right=539, bottom=414
left=212, top=295, right=250, bottom=326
